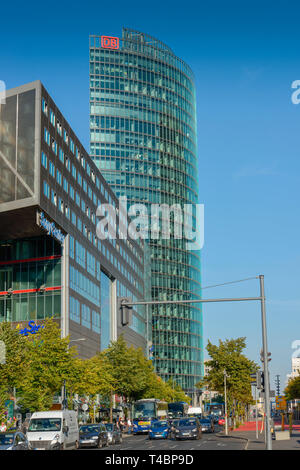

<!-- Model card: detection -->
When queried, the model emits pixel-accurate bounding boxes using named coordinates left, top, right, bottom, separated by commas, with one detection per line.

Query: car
left=78, top=423, right=108, bottom=449
left=0, top=431, right=30, bottom=450
left=199, top=418, right=214, bottom=433
left=171, top=418, right=202, bottom=440
left=210, top=414, right=220, bottom=424
left=105, top=423, right=123, bottom=445
left=27, top=410, right=79, bottom=450
left=148, top=420, right=170, bottom=440
left=218, top=416, right=225, bottom=426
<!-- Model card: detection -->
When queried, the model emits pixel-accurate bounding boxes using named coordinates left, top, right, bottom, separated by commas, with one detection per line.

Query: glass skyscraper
left=89, top=28, right=203, bottom=391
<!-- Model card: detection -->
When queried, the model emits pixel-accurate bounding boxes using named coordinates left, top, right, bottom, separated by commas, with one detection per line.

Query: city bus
left=132, top=399, right=168, bottom=434
left=205, top=402, right=225, bottom=417
left=167, top=402, right=189, bottom=418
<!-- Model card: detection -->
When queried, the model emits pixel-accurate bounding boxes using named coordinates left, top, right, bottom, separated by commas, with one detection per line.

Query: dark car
left=171, top=418, right=202, bottom=440
left=0, top=431, right=30, bottom=450
left=149, top=420, right=170, bottom=440
left=79, top=424, right=108, bottom=448
left=105, top=423, right=123, bottom=445
left=199, top=418, right=214, bottom=433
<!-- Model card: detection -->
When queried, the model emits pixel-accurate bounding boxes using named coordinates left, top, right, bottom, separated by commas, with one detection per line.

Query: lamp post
left=61, top=338, right=86, bottom=409
left=224, top=369, right=229, bottom=435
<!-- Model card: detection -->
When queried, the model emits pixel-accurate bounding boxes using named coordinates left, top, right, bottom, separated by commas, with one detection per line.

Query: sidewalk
left=228, top=421, right=300, bottom=450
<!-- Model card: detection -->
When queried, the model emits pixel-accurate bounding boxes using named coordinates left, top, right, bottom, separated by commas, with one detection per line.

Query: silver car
left=105, top=423, right=123, bottom=445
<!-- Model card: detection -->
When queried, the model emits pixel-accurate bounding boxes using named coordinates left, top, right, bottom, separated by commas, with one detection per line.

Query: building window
left=41, top=152, right=47, bottom=169
left=82, top=304, right=91, bottom=329
left=49, top=161, right=55, bottom=178
left=50, top=109, right=55, bottom=127
left=43, top=181, right=50, bottom=198
left=42, top=99, right=48, bottom=116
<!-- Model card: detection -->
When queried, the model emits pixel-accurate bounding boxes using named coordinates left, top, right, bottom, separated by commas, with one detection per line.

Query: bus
left=206, top=402, right=225, bottom=417
left=167, top=402, right=189, bottom=418
left=132, top=399, right=168, bottom=434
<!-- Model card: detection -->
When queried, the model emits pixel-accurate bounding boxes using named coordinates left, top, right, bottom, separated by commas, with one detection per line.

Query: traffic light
left=118, top=297, right=133, bottom=326
left=261, top=372, right=265, bottom=392
left=260, top=349, right=271, bottom=363
left=256, top=371, right=262, bottom=389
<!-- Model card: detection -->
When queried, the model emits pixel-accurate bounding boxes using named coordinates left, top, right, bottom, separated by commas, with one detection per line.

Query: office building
left=89, top=28, right=203, bottom=390
left=0, top=80, right=147, bottom=357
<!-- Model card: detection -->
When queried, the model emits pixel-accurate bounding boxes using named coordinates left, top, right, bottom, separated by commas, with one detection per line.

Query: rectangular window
left=59, top=147, right=64, bottom=163
left=50, top=109, right=55, bottom=127
left=49, top=161, right=55, bottom=178
left=43, top=181, right=50, bottom=198
left=44, top=127, right=50, bottom=146
left=56, top=170, right=62, bottom=185
left=42, top=99, right=48, bottom=115
left=41, top=152, right=47, bottom=169
left=63, top=178, right=68, bottom=193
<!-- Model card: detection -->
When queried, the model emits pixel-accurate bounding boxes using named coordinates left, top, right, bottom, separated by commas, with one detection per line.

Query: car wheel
left=75, top=440, right=79, bottom=449
left=111, top=437, right=116, bottom=445
left=119, top=436, right=123, bottom=444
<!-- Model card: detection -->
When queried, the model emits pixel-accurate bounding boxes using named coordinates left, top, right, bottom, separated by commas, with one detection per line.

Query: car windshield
left=151, top=420, right=168, bottom=429
left=177, top=419, right=197, bottom=427
left=0, top=434, right=14, bottom=445
left=28, top=418, right=61, bottom=432
left=105, top=424, right=113, bottom=432
left=200, top=419, right=210, bottom=424
left=80, top=425, right=100, bottom=433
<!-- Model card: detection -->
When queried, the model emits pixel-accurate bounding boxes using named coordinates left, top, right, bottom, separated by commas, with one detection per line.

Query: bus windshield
left=133, top=402, right=156, bottom=420
left=168, top=402, right=187, bottom=417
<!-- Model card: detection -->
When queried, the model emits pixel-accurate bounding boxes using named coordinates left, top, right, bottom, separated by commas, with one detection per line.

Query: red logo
left=101, top=36, right=119, bottom=50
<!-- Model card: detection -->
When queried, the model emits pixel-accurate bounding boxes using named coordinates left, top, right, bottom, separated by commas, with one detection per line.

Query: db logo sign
left=101, top=36, right=119, bottom=50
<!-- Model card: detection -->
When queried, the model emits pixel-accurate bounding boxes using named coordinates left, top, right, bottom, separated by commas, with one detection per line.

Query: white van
left=187, top=407, right=202, bottom=417
left=27, top=410, right=79, bottom=450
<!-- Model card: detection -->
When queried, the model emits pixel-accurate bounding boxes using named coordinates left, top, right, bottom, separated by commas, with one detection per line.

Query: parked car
left=0, top=431, right=30, bottom=450
left=218, top=416, right=225, bottom=426
left=79, top=423, right=108, bottom=449
left=148, top=420, right=170, bottom=440
left=105, top=423, right=123, bottom=445
left=171, top=417, right=202, bottom=440
left=199, top=418, right=214, bottom=433
left=27, top=410, right=79, bottom=450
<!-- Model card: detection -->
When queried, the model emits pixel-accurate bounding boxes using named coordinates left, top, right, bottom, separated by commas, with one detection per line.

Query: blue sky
left=1, top=0, right=300, bottom=391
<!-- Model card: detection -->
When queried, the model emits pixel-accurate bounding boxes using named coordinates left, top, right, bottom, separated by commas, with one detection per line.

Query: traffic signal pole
left=120, top=275, right=272, bottom=449
left=259, top=275, right=272, bottom=450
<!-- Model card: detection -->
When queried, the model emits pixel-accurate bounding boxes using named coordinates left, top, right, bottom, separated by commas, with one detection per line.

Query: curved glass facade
left=89, top=28, right=203, bottom=390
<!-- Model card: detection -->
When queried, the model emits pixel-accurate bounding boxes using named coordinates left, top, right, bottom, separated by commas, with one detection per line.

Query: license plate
left=182, top=432, right=190, bottom=435
left=139, top=422, right=150, bottom=426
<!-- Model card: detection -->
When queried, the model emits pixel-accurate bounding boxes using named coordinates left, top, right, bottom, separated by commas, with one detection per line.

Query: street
left=81, top=429, right=246, bottom=451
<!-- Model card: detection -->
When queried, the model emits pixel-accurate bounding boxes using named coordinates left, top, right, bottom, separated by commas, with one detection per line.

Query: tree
left=0, top=322, right=30, bottom=418
left=101, top=336, right=153, bottom=401
left=284, top=376, right=300, bottom=400
left=199, top=337, right=257, bottom=425
left=18, top=318, right=76, bottom=412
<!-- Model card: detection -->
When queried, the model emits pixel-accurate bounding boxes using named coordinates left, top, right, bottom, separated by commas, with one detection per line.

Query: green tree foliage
left=284, top=376, right=300, bottom=400
left=18, top=319, right=76, bottom=412
left=198, top=338, right=257, bottom=422
left=0, top=322, right=189, bottom=416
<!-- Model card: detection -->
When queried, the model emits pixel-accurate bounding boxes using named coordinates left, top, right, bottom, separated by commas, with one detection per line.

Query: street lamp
left=62, top=338, right=87, bottom=409
left=224, top=369, right=229, bottom=436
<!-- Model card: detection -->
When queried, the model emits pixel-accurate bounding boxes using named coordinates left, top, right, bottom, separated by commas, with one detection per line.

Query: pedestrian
left=127, top=418, right=132, bottom=434
left=0, top=422, right=7, bottom=432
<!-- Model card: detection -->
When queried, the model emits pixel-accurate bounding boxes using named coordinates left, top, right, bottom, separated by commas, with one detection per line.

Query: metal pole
left=255, top=386, right=258, bottom=439
left=146, top=303, right=149, bottom=360
left=224, top=370, right=228, bottom=435
left=259, top=275, right=272, bottom=450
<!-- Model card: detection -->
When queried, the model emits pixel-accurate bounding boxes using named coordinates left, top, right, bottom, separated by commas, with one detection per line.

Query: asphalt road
left=82, top=429, right=246, bottom=451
